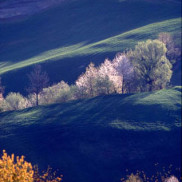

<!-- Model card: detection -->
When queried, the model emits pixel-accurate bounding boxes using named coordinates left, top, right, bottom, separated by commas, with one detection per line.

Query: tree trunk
left=36, top=93, right=39, bottom=106
left=148, top=80, right=154, bottom=92
left=122, top=78, right=124, bottom=94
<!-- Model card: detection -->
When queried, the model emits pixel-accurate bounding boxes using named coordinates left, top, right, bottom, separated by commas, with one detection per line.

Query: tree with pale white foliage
left=165, top=176, right=179, bottom=182
left=0, top=77, right=4, bottom=97
left=98, top=58, right=122, bottom=93
left=76, top=63, right=98, bottom=97
left=0, top=77, right=4, bottom=112
left=76, top=60, right=122, bottom=97
left=76, top=54, right=134, bottom=97
left=39, top=81, right=71, bottom=104
left=113, top=53, right=134, bottom=93
left=2, top=92, right=29, bottom=111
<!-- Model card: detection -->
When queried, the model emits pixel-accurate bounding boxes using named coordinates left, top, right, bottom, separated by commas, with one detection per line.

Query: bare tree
left=27, top=65, right=49, bottom=106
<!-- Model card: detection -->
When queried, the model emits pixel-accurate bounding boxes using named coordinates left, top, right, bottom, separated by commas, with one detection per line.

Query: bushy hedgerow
left=0, top=37, right=178, bottom=112
left=1, top=92, right=30, bottom=111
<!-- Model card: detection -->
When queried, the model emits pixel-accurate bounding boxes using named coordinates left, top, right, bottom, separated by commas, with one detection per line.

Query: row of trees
left=75, top=39, right=173, bottom=95
left=0, top=32, right=181, bottom=112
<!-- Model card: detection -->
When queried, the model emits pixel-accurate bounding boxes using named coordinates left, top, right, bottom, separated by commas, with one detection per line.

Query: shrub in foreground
left=0, top=150, right=62, bottom=182
left=0, top=150, right=34, bottom=182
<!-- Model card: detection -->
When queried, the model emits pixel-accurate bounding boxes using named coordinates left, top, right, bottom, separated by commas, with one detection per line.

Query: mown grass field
left=0, top=0, right=181, bottom=94
left=0, top=87, right=181, bottom=182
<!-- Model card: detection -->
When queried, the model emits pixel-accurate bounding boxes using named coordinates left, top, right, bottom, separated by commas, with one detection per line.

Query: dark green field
left=0, top=87, right=181, bottom=182
left=0, top=0, right=181, bottom=94
left=0, top=1, right=181, bottom=181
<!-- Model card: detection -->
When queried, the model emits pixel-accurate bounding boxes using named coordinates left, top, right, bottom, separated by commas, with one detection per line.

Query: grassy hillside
left=0, top=0, right=181, bottom=94
left=0, top=87, right=181, bottom=182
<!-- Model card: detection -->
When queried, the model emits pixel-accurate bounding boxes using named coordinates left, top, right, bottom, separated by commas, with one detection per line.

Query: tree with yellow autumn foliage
left=0, top=150, right=62, bottom=182
left=0, top=150, right=34, bottom=182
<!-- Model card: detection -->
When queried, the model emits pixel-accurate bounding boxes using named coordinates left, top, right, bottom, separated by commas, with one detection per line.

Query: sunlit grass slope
left=0, top=87, right=181, bottom=182
left=1, top=18, right=181, bottom=94
left=0, top=0, right=181, bottom=94
left=0, top=18, right=181, bottom=75
left=1, top=0, right=180, bottom=64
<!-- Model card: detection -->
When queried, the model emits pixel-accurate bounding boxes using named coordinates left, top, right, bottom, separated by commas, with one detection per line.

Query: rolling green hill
left=0, top=0, right=181, bottom=94
left=0, top=87, right=181, bottom=182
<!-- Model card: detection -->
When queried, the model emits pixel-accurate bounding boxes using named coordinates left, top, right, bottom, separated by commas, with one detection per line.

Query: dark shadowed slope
left=0, top=0, right=66, bottom=19
left=0, top=87, right=181, bottom=182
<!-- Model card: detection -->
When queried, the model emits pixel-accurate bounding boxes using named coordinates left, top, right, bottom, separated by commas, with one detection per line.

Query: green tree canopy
left=128, top=39, right=172, bottom=92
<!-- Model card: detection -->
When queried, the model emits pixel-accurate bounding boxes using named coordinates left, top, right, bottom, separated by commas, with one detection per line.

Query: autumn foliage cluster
left=0, top=150, right=33, bottom=182
left=0, top=150, right=62, bottom=182
left=0, top=150, right=180, bottom=182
